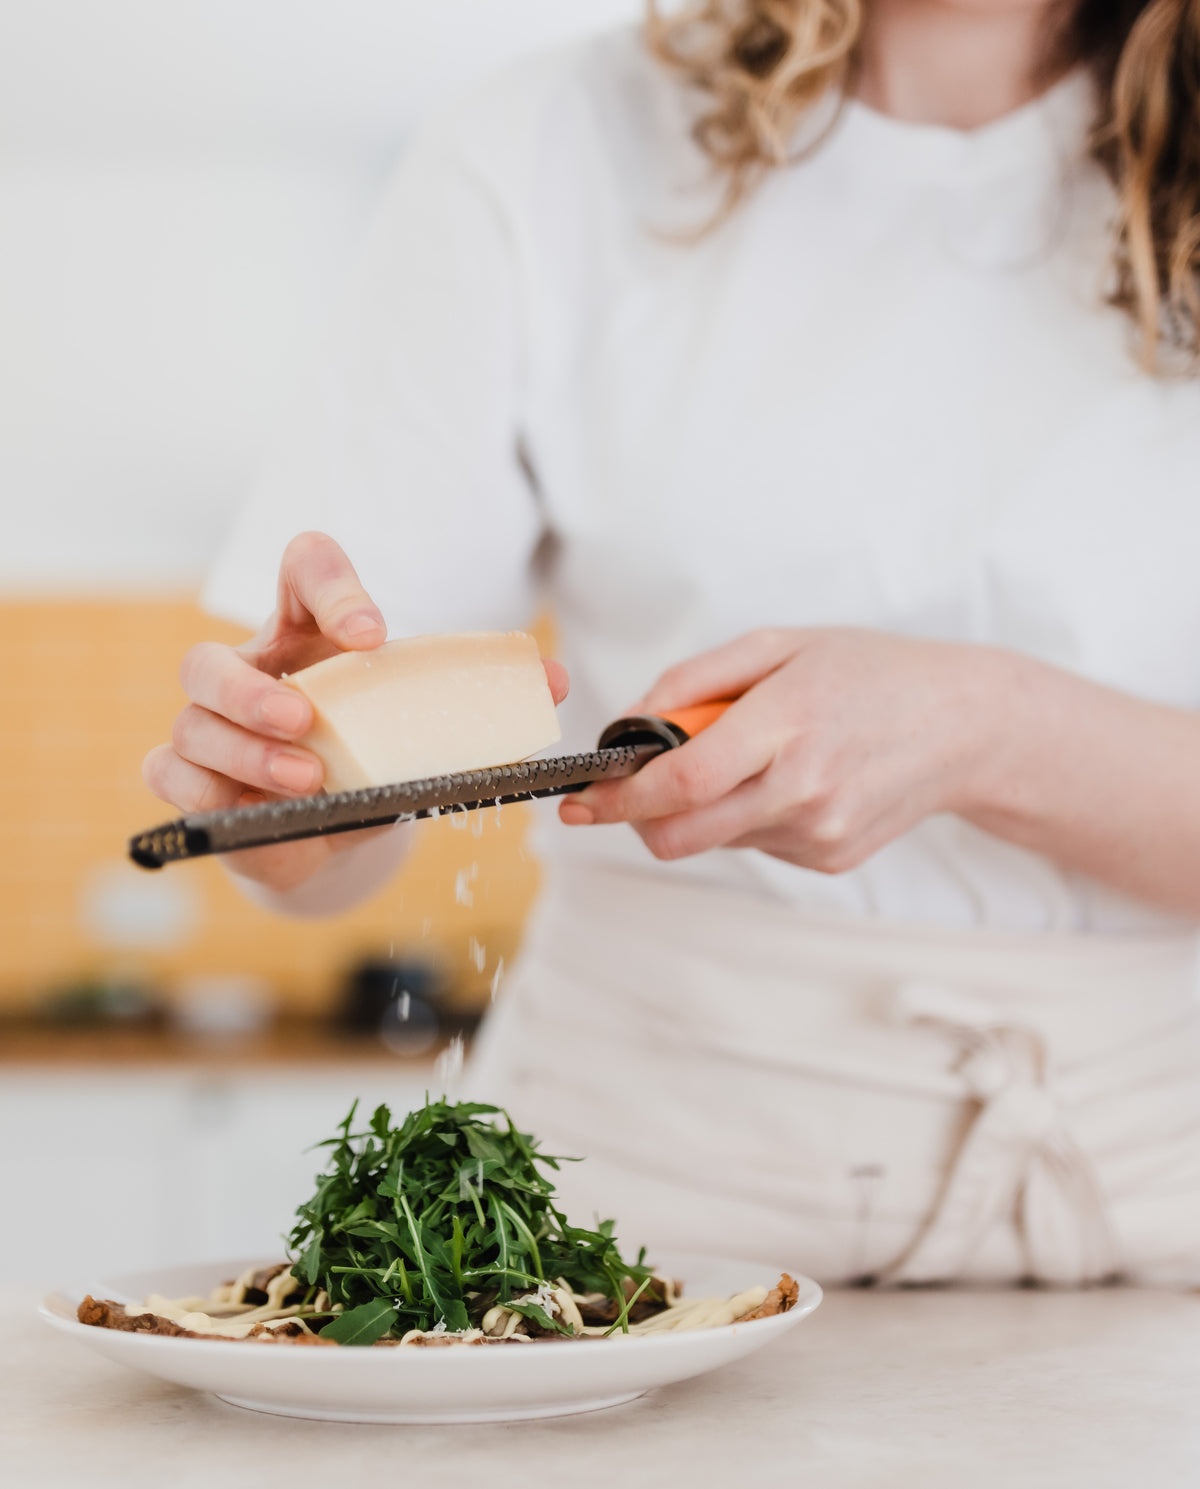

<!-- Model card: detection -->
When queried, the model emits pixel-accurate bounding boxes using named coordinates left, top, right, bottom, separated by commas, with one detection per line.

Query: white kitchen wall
left=0, top=0, right=642, bottom=590
left=1, top=1066, right=436, bottom=1286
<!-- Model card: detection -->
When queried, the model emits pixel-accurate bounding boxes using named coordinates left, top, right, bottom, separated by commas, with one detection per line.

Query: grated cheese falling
left=454, top=863, right=478, bottom=907
left=435, top=1034, right=465, bottom=1095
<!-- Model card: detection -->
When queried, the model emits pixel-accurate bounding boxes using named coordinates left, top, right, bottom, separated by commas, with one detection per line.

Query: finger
left=172, top=705, right=324, bottom=796
left=727, top=799, right=908, bottom=875
left=542, top=657, right=569, bottom=706
left=143, top=743, right=246, bottom=815
left=181, top=641, right=314, bottom=740
left=277, top=530, right=387, bottom=650
left=634, top=779, right=889, bottom=868
left=637, top=628, right=803, bottom=714
left=564, top=702, right=777, bottom=825
left=630, top=773, right=777, bottom=860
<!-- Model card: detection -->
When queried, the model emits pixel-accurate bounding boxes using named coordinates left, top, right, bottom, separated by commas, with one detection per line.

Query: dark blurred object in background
left=336, top=954, right=480, bottom=1056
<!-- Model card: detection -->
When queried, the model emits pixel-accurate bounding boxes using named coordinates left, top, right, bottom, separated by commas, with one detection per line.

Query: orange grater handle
left=658, top=700, right=733, bottom=740
left=595, top=699, right=735, bottom=753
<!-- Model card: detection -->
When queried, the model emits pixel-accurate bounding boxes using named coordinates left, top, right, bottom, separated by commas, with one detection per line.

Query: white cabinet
left=0, top=1065, right=434, bottom=1287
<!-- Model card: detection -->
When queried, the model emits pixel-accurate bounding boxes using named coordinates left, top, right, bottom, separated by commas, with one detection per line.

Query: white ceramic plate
left=40, top=1254, right=821, bottom=1424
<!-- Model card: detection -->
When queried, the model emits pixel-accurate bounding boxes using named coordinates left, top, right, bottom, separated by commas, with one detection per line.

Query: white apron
left=470, top=863, right=1200, bottom=1286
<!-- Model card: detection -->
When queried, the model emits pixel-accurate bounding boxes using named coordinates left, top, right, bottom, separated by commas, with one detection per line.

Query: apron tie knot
left=882, top=982, right=1118, bottom=1286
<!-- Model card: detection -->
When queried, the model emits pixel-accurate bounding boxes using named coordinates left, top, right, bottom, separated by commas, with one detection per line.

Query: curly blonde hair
left=646, top=0, right=1200, bottom=371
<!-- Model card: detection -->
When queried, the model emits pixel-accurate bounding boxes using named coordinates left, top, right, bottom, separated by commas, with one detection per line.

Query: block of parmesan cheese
left=283, top=632, right=562, bottom=792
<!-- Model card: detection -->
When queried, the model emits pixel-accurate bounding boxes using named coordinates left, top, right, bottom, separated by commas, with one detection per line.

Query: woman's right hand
left=143, top=531, right=391, bottom=891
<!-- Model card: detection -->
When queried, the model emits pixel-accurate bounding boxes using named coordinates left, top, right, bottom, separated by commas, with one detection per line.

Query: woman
left=146, top=0, right=1200, bottom=1285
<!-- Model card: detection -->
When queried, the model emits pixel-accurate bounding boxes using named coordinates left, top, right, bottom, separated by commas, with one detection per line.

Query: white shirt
left=206, top=28, right=1200, bottom=937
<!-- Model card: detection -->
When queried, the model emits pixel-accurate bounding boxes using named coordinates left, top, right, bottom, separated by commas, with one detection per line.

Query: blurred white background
left=0, top=0, right=641, bottom=591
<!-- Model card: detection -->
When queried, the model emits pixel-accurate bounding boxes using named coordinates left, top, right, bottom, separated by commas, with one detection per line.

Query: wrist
left=224, top=821, right=414, bottom=919
left=223, top=837, right=343, bottom=895
left=947, top=645, right=1048, bottom=824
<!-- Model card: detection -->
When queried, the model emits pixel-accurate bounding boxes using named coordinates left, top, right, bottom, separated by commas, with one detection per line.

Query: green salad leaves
left=287, top=1099, right=652, bottom=1344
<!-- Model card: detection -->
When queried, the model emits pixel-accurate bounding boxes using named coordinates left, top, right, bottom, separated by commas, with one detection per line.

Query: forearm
left=224, top=820, right=415, bottom=919
left=963, top=653, right=1200, bottom=918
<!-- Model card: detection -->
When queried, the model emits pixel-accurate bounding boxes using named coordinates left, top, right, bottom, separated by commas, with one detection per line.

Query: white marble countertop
left=8, top=1285, right=1200, bottom=1488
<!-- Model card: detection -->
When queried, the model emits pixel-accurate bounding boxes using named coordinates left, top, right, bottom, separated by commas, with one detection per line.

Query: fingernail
left=560, top=802, right=596, bottom=826
left=268, top=753, right=320, bottom=792
left=344, top=611, right=384, bottom=639
left=259, top=691, right=309, bottom=735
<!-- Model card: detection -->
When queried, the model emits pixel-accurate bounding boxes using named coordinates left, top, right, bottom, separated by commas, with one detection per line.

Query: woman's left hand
left=559, top=627, right=1016, bottom=871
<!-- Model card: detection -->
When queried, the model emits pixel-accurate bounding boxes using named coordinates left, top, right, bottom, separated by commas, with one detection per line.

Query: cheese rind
left=283, top=632, right=562, bottom=792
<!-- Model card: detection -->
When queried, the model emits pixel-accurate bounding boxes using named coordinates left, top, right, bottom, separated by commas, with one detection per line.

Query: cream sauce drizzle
left=620, top=1285, right=768, bottom=1335
left=122, top=1268, right=339, bottom=1339
left=124, top=1270, right=770, bottom=1343
left=480, top=1281, right=585, bottom=1339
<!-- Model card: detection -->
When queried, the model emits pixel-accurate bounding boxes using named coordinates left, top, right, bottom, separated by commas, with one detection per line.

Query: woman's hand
left=143, top=531, right=391, bottom=890
left=144, top=529, right=568, bottom=892
left=559, top=627, right=1009, bottom=871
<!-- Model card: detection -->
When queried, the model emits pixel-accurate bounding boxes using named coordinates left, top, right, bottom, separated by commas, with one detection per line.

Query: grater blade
left=128, top=743, right=664, bottom=869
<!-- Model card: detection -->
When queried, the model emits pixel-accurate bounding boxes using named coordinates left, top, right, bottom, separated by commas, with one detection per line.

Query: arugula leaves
left=287, top=1099, right=650, bottom=1342
left=321, top=1297, right=397, bottom=1347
